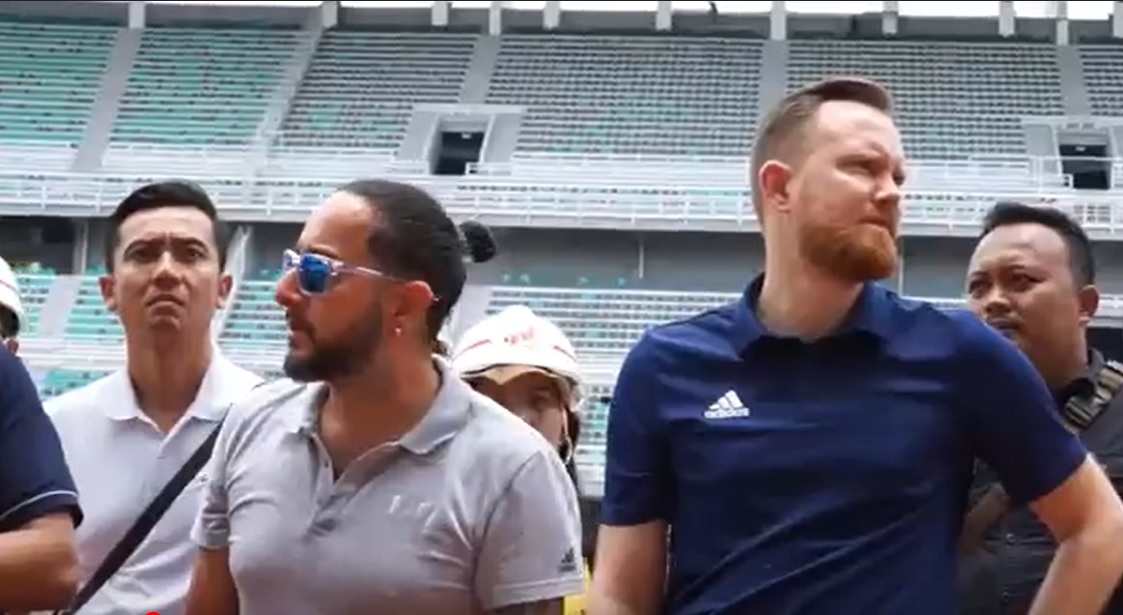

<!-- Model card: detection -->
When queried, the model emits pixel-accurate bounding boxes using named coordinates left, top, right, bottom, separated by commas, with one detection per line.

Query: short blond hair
left=750, top=77, right=894, bottom=216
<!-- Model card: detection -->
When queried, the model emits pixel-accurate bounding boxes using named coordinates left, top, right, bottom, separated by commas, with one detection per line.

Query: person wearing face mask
left=960, top=201, right=1123, bottom=615
left=0, top=256, right=25, bottom=355
left=451, top=305, right=595, bottom=615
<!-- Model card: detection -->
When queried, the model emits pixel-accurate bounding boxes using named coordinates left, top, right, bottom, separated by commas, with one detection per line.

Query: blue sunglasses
left=281, top=249, right=389, bottom=295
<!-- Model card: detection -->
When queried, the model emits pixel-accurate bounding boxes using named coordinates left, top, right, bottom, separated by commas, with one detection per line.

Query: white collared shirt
left=46, top=352, right=262, bottom=615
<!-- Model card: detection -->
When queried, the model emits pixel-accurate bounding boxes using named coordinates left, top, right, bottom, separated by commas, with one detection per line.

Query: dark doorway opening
left=433, top=131, right=485, bottom=176
left=1059, top=143, right=1110, bottom=190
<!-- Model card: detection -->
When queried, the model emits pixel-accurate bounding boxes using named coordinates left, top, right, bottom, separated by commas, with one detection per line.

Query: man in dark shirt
left=0, top=344, right=82, bottom=611
left=961, top=201, right=1123, bottom=615
left=591, top=78, right=1123, bottom=615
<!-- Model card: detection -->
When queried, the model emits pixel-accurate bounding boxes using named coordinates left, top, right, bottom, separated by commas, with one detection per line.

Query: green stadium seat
left=0, top=19, right=115, bottom=170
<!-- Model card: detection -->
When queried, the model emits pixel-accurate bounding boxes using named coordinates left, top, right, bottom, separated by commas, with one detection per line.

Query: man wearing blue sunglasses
left=186, top=179, right=587, bottom=615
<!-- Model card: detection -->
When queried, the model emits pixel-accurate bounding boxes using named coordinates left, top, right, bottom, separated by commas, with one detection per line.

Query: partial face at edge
left=468, top=370, right=570, bottom=449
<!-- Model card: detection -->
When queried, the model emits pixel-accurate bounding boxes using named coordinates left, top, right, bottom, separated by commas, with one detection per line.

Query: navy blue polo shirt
left=602, top=276, right=1086, bottom=615
left=0, top=346, right=81, bottom=533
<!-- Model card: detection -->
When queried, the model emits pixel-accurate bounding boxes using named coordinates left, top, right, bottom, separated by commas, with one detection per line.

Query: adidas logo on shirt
left=704, top=390, right=750, bottom=419
left=558, top=547, right=579, bottom=574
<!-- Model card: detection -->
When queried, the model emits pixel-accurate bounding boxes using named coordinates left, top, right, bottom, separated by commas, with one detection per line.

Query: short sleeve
left=0, top=347, right=81, bottom=532
left=600, top=333, right=673, bottom=526
left=954, top=312, right=1086, bottom=506
left=474, top=449, right=585, bottom=610
left=191, top=411, right=235, bottom=550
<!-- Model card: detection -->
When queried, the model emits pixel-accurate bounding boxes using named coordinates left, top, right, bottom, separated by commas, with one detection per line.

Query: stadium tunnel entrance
left=433, top=131, right=485, bottom=176
left=1059, top=142, right=1111, bottom=190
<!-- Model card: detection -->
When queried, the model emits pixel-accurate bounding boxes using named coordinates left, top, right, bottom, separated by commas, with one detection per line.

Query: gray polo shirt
left=191, top=359, right=585, bottom=614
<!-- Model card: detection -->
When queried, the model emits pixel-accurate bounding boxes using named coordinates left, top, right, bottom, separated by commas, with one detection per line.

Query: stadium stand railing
left=469, top=153, right=1075, bottom=191
left=2, top=171, right=1121, bottom=238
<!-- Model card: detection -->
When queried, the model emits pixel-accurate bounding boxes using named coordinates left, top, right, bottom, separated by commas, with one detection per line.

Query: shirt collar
left=292, top=357, right=472, bottom=456
left=103, top=350, right=247, bottom=422
left=730, top=274, right=895, bottom=355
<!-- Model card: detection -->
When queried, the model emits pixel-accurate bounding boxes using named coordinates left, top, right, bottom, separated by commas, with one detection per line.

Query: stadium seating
left=786, top=41, right=1065, bottom=159
left=64, top=275, right=123, bottom=342
left=39, top=368, right=109, bottom=398
left=220, top=276, right=735, bottom=358
left=485, top=35, right=761, bottom=157
left=274, top=31, right=476, bottom=153
left=0, top=19, right=116, bottom=170
left=1080, top=45, right=1123, bottom=116
left=105, top=26, right=303, bottom=172
left=219, top=277, right=284, bottom=349
left=13, top=272, right=54, bottom=336
left=487, top=286, right=738, bottom=357
left=575, top=384, right=611, bottom=487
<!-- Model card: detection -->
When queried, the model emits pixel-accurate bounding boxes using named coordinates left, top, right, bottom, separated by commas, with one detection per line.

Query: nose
left=152, top=250, right=181, bottom=286
left=979, top=285, right=1013, bottom=317
left=274, top=268, right=303, bottom=309
left=874, top=174, right=901, bottom=213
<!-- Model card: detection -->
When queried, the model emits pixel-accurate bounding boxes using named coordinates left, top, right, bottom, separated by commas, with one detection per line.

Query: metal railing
left=2, top=171, right=1122, bottom=235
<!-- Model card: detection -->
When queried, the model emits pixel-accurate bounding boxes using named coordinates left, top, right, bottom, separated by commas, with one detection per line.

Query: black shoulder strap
left=55, top=418, right=225, bottom=615
left=960, top=360, right=1123, bottom=556
left=1063, top=359, right=1123, bottom=430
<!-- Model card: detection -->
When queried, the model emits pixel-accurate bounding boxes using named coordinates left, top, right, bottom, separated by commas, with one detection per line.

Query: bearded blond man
left=589, top=78, right=1123, bottom=615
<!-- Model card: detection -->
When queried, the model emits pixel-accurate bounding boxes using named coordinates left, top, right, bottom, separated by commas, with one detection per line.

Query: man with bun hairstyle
left=452, top=304, right=595, bottom=615
left=186, top=180, right=584, bottom=615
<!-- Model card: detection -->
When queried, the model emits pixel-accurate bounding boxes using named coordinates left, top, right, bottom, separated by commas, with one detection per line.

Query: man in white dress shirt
left=46, top=181, right=261, bottom=615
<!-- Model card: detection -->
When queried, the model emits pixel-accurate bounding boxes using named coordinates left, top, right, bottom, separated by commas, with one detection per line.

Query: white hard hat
left=0, top=256, right=24, bottom=335
left=452, top=305, right=583, bottom=397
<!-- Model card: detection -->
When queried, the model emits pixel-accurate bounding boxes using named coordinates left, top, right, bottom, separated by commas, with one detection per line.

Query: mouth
left=145, top=295, right=184, bottom=308
left=986, top=319, right=1020, bottom=336
left=286, top=320, right=312, bottom=338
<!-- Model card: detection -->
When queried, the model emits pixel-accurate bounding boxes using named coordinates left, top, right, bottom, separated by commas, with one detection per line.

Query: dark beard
left=283, top=313, right=383, bottom=382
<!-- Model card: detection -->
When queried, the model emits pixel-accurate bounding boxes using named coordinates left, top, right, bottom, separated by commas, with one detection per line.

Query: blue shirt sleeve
left=0, top=347, right=82, bottom=532
left=601, top=331, right=673, bottom=526
left=952, top=311, right=1086, bottom=506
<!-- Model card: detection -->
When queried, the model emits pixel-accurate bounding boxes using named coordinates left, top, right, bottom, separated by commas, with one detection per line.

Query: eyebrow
left=124, top=235, right=210, bottom=250
left=297, top=244, right=344, bottom=261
